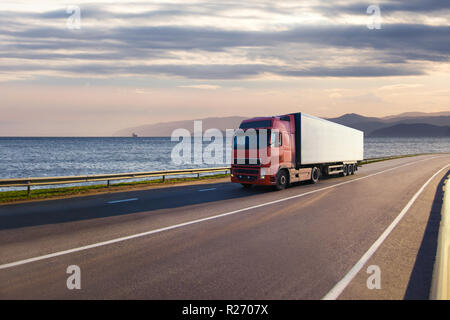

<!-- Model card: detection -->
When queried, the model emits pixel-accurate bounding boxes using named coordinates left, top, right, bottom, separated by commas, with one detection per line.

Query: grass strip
left=358, top=153, right=430, bottom=166
left=0, top=173, right=229, bottom=203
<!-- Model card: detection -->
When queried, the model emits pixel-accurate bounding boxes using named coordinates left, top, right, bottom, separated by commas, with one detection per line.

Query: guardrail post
left=27, top=181, right=31, bottom=197
left=162, top=175, right=165, bottom=183
left=107, top=180, right=110, bottom=188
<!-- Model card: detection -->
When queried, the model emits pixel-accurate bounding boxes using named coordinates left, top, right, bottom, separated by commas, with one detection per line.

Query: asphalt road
left=0, top=154, right=449, bottom=299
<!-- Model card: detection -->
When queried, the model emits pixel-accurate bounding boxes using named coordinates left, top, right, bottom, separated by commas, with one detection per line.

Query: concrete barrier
left=430, top=175, right=450, bottom=300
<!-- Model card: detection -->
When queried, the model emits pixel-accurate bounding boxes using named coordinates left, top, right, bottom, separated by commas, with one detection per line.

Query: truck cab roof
left=239, top=115, right=292, bottom=131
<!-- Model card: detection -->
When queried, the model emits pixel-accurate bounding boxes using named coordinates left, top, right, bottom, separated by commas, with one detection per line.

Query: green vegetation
left=0, top=173, right=230, bottom=204
left=358, top=153, right=429, bottom=166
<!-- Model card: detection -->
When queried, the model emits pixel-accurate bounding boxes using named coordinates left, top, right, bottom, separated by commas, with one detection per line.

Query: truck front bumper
left=230, top=166, right=275, bottom=185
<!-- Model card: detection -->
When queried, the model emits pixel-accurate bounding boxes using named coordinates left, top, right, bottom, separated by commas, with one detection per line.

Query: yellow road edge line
left=431, top=175, right=450, bottom=300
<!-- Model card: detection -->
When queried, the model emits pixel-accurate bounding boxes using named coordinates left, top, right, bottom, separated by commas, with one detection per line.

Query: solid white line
left=198, top=188, right=217, bottom=192
left=322, top=163, right=450, bottom=300
left=0, top=156, right=442, bottom=271
left=107, top=198, right=138, bottom=204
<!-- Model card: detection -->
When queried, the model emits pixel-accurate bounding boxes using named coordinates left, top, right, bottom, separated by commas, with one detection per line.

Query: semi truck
left=231, top=112, right=364, bottom=190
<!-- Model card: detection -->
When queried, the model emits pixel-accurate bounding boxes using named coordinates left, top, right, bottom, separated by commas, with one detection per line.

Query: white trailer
left=292, top=112, right=364, bottom=180
left=298, top=113, right=364, bottom=165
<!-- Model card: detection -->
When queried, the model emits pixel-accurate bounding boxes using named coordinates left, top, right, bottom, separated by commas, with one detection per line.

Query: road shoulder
left=338, top=169, right=449, bottom=299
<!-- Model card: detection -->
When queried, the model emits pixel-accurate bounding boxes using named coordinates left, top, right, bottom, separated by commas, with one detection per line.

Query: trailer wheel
left=311, top=167, right=320, bottom=184
left=341, top=164, right=348, bottom=177
left=241, top=183, right=253, bottom=189
left=353, top=164, right=358, bottom=173
left=348, top=164, right=354, bottom=175
left=275, top=170, right=289, bottom=190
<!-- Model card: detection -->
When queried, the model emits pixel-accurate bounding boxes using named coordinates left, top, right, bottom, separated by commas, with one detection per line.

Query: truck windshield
left=234, top=129, right=271, bottom=149
left=239, top=120, right=271, bottom=129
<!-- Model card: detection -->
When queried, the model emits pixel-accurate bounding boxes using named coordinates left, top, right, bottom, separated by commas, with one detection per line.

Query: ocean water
left=0, top=137, right=449, bottom=188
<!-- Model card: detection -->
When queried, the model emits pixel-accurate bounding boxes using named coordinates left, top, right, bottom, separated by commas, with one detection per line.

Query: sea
left=0, top=137, right=449, bottom=190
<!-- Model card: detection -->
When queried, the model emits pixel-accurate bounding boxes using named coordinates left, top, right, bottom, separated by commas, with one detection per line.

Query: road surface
left=0, top=154, right=449, bottom=299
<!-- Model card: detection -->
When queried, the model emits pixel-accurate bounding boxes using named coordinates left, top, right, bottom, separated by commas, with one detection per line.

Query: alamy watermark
left=366, top=265, right=381, bottom=290
left=367, top=5, right=382, bottom=30
left=66, top=5, right=81, bottom=29
left=170, top=120, right=279, bottom=167
left=66, top=265, right=81, bottom=290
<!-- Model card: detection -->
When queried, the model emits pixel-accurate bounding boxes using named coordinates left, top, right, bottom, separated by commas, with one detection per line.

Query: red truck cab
left=231, top=114, right=312, bottom=189
left=231, top=113, right=360, bottom=190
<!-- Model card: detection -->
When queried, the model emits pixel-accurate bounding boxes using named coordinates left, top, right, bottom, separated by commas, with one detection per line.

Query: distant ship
left=132, top=133, right=138, bottom=138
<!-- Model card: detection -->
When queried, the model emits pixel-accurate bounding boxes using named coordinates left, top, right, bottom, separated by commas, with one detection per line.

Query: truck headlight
left=260, top=168, right=267, bottom=178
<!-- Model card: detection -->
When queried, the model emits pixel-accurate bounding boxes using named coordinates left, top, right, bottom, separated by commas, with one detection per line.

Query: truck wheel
left=275, top=170, right=289, bottom=190
left=353, top=164, right=358, bottom=173
left=311, top=167, right=320, bottom=184
left=341, top=164, right=348, bottom=177
left=348, top=164, right=354, bottom=175
left=241, top=183, right=253, bottom=189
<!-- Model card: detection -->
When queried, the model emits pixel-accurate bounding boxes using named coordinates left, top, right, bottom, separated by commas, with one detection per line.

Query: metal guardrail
left=0, top=167, right=231, bottom=196
left=431, top=174, right=450, bottom=300
left=0, top=154, right=427, bottom=197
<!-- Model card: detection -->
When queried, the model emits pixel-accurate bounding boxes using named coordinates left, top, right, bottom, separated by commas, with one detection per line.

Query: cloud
left=0, top=1, right=448, bottom=81
left=178, top=84, right=221, bottom=89
left=320, top=0, right=450, bottom=15
left=378, top=83, right=424, bottom=90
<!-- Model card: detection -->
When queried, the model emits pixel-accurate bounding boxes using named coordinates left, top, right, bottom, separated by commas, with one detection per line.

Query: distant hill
left=385, top=116, right=450, bottom=126
left=325, top=113, right=386, bottom=134
left=114, top=111, right=450, bottom=137
left=326, top=112, right=450, bottom=136
left=369, top=123, right=450, bottom=137
left=382, top=111, right=450, bottom=120
left=114, top=116, right=247, bottom=137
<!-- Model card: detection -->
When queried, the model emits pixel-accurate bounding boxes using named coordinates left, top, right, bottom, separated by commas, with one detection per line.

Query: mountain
left=369, top=123, right=450, bottom=137
left=384, top=116, right=450, bottom=126
left=114, top=111, right=450, bottom=137
left=114, top=116, right=247, bottom=137
left=382, top=111, right=450, bottom=120
left=325, top=113, right=386, bottom=134
left=326, top=112, right=450, bottom=136
left=326, top=113, right=381, bottom=124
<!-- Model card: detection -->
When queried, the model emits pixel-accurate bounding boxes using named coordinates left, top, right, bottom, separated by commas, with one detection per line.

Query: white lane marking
left=107, top=198, right=138, bottom=204
left=0, top=156, right=443, bottom=270
left=322, top=163, right=450, bottom=300
left=198, top=188, right=217, bottom=192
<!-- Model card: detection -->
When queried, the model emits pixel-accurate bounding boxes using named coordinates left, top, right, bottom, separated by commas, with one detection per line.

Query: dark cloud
left=0, top=1, right=448, bottom=80
left=2, top=24, right=447, bottom=56
left=382, top=0, right=450, bottom=12
left=0, top=61, right=423, bottom=79
left=279, top=65, right=422, bottom=78
left=318, top=0, right=450, bottom=16
left=3, top=24, right=449, bottom=54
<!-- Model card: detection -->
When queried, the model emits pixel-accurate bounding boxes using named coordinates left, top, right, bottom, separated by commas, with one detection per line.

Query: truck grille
left=232, top=166, right=259, bottom=182
left=234, top=168, right=259, bottom=175
left=235, top=175, right=258, bottom=182
left=233, top=158, right=261, bottom=165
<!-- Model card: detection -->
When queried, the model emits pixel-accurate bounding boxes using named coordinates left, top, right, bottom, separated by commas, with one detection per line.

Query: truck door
left=282, top=132, right=291, bottom=163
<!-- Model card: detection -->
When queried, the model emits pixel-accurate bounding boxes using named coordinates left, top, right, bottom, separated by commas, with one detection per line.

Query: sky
left=0, top=0, right=449, bottom=136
